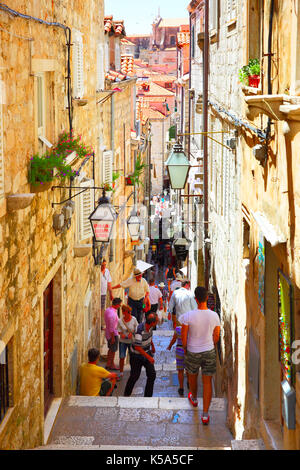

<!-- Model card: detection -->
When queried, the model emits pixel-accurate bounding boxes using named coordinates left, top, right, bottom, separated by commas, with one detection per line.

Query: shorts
left=185, top=348, right=217, bottom=376
left=99, top=378, right=114, bottom=396
left=107, top=335, right=119, bottom=353
left=175, top=346, right=185, bottom=371
left=119, top=342, right=131, bottom=359
left=101, top=295, right=107, bottom=310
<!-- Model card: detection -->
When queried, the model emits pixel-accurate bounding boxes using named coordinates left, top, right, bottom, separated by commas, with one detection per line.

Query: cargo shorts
left=185, top=348, right=217, bottom=376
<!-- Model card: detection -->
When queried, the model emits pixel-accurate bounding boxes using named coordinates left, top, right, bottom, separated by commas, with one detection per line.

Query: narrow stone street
left=38, top=321, right=234, bottom=450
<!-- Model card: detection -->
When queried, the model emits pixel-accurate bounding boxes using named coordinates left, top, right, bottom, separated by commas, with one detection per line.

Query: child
left=167, top=325, right=187, bottom=396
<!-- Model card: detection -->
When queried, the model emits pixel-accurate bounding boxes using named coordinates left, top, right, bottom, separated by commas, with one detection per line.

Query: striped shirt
left=130, top=322, right=153, bottom=356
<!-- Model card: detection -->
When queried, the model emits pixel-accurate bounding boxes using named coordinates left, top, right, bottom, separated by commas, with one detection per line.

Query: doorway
left=43, top=280, right=54, bottom=416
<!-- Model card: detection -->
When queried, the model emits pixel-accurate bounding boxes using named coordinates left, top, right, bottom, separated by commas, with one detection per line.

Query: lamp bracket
left=51, top=185, right=106, bottom=207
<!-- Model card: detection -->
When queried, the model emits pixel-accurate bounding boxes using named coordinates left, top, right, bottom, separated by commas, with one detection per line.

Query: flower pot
left=30, top=181, right=52, bottom=193
left=248, top=75, right=260, bottom=88
left=125, top=176, right=134, bottom=186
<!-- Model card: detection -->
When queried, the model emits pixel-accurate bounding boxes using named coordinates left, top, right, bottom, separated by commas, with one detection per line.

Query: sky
left=105, top=0, right=189, bottom=36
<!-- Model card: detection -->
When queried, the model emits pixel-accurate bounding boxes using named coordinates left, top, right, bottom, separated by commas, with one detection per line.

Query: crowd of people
left=79, top=257, right=221, bottom=425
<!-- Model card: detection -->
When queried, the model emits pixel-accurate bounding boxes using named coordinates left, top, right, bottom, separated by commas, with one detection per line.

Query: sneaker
left=178, top=388, right=184, bottom=396
left=188, top=392, right=198, bottom=407
left=201, top=414, right=210, bottom=425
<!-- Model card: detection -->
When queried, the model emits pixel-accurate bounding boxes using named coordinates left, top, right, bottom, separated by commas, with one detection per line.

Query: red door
left=44, top=280, right=53, bottom=416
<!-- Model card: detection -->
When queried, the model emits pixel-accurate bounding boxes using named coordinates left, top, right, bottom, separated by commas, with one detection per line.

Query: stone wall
left=0, top=0, right=107, bottom=449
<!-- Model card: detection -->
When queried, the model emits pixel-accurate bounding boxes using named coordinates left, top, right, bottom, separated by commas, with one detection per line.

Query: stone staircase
left=34, top=395, right=265, bottom=450
left=33, top=327, right=266, bottom=451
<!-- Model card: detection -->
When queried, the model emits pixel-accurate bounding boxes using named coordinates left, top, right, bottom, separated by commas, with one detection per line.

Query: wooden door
left=44, top=280, right=53, bottom=416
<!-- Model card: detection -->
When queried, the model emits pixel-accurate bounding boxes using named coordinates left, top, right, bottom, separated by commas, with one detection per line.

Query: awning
left=136, top=260, right=154, bottom=273
left=251, top=211, right=286, bottom=247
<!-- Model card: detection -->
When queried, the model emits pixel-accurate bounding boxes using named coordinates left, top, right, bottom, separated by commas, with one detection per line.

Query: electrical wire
left=208, top=100, right=267, bottom=141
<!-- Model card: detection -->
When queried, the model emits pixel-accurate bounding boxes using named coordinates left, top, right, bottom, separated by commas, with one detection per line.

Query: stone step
left=35, top=444, right=231, bottom=450
left=66, top=395, right=227, bottom=411
left=41, top=395, right=233, bottom=450
left=231, top=439, right=266, bottom=450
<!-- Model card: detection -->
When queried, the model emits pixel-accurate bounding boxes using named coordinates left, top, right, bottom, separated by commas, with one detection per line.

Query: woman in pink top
left=104, top=297, right=122, bottom=370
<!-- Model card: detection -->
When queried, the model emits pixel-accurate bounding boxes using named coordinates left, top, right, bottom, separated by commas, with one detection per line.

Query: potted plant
left=112, top=170, right=121, bottom=189
left=29, top=151, right=77, bottom=192
left=239, top=58, right=260, bottom=88
left=28, top=131, right=92, bottom=191
left=130, top=153, right=147, bottom=187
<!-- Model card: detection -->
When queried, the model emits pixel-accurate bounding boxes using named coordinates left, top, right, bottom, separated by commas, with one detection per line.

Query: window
left=102, top=150, right=113, bottom=185
left=170, top=35, right=176, bottom=46
left=115, top=40, right=121, bottom=71
left=243, top=218, right=250, bottom=259
left=0, top=341, right=12, bottom=424
left=248, top=0, right=262, bottom=62
left=96, top=43, right=105, bottom=91
left=76, top=178, right=94, bottom=242
left=227, top=0, right=237, bottom=22
left=0, top=95, right=4, bottom=199
left=191, top=24, right=195, bottom=58
left=210, top=0, right=219, bottom=32
left=73, top=30, right=84, bottom=98
left=105, top=41, right=110, bottom=72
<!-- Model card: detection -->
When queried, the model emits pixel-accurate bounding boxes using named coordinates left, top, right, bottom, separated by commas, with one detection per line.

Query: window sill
left=241, top=84, right=262, bottom=96
left=209, top=30, right=218, bottom=44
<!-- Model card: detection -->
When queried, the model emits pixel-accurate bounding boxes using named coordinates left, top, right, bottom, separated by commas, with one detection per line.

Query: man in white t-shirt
left=148, top=278, right=163, bottom=314
left=179, top=286, right=220, bottom=425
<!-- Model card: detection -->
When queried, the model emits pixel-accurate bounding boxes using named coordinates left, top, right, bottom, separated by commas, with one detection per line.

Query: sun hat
left=158, top=282, right=165, bottom=288
left=175, top=273, right=183, bottom=280
left=133, top=268, right=143, bottom=276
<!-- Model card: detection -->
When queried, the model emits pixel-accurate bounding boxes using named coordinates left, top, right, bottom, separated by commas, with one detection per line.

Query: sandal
left=201, top=414, right=210, bottom=425
left=188, top=392, right=198, bottom=407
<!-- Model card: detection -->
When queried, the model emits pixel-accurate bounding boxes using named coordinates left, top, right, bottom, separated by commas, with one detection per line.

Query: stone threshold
left=66, top=395, right=227, bottom=411
left=44, top=398, right=63, bottom=445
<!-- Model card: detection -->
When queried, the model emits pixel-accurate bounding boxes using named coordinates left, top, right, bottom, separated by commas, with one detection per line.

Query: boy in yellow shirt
left=79, top=348, right=117, bottom=396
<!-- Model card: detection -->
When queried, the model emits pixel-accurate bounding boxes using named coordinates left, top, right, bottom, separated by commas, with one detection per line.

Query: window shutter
left=105, top=41, right=110, bottom=72
left=102, top=150, right=113, bottom=185
left=227, top=0, right=237, bottom=21
left=115, top=41, right=121, bottom=71
left=0, top=100, right=4, bottom=198
left=209, top=0, right=218, bottom=31
left=78, top=179, right=94, bottom=241
left=96, top=43, right=105, bottom=91
left=73, top=31, right=84, bottom=99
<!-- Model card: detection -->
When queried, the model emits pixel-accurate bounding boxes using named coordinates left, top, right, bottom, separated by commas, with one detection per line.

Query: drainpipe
left=109, top=93, right=115, bottom=263
left=266, top=0, right=275, bottom=141
left=203, top=0, right=209, bottom=289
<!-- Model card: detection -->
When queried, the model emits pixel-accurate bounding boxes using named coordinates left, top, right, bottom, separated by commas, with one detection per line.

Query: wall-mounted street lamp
left=89, top=190, right=117, bottom=265
left=127, top=209, right=141, bottom=244
left=173, top=234, right=192, bottom=263
left=165, top=142, right=191, bottom=190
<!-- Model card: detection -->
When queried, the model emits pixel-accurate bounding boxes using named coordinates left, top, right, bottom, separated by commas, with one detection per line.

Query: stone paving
left=43, top=323, right=233, bottom=450
left=47, top=396, right=232, bottom=449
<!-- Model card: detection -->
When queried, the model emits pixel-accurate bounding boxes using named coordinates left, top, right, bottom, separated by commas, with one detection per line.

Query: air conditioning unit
left=226, top=137, right=237, bottom=150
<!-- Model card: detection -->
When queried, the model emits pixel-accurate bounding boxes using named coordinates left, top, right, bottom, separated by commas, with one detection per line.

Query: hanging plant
left=29, top=151, right=77, bottom=187
left=54, top=130, right=93, bottom=159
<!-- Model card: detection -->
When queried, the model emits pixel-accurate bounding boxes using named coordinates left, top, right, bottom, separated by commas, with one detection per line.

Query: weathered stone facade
left=191, top=0, right=300, bottom=450
left=0, top=0, right=122, bottom=450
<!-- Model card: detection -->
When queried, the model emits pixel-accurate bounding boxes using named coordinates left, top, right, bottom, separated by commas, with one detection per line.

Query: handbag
left=120, top=318, right=135, bottom=341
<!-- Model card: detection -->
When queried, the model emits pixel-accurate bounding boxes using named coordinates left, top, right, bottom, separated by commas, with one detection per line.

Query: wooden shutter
left=73, top=31, right=84, bottom=98
left=96, top=43, right=105, bottom=91
left=0, top=100, right=4, bottom=198
left=115, top=40, right=121, bottom=71
left=78, top=179, right=94, bottom=241
left=209, top=0, right=218, bottom=31
left=227, top=0, right=237, bottom=21
left=102, top=150, right=113, bottom=185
